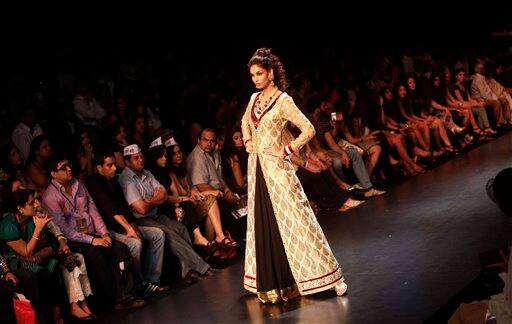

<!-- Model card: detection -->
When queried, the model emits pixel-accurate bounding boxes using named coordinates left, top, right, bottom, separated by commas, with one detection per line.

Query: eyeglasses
left=57, top=162, right=73, bottom=172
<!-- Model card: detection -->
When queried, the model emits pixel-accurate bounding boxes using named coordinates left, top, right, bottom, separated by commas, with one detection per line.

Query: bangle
left=33, top=236, right=39, bottom=241
left=244, top=139, right=252, bottom=145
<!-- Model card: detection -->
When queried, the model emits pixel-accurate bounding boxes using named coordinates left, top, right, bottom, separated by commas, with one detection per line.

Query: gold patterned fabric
left=242, top=92, right=345, bottom=296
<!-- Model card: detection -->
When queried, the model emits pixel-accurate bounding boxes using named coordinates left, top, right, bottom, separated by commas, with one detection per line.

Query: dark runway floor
left=99, top=131, right=512, bottom=324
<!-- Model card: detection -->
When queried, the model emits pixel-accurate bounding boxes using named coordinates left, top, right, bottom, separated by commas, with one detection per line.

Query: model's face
left=8, top=147, right=23, bottom=166
left=156, top=151, right=168, bottom=168
left=171, top=145, right=183, bottom=165
left=128, top=152, right=145, bottom=171
left=37, top=140, right=52, bottom=159
left=232, top=131, right=243, bottom=149
left=198, top=130, right=216, bottom=153
left=250, top=64, right=272, bottom=90
left=398, top=86, right=407, bottom=98
left=97, top=156, right=117, bottom=179
left=456, top=71, right=466, bottom=83
left=407, top=78, right=416, bottom=91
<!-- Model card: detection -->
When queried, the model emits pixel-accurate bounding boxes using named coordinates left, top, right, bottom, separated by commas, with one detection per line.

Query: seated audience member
left=74, top=130, right=94, bottom=181
left=0, top=144, right=27, bottom=187
left=0, top=189, right=95, bottom=321
left=471, top=63, right=508, bottom=127
left=187, top=128, right=241, bottom=240
left=130, top=114, right=149, bottom=148
left=85, top=151, right=168, bottom=295
left=73, top=81, right=106, bottom=126
left=486, top=70, right=512, bottom=124
left=289, top=141, right=365, bottom=212
left=119, top=144, right=215, bottom=284
left=308, top=99, right=385, bottom=197
left=41, top=155, right=145, bottom=310
left=452, top=69, right=496, bottom=136
left=109, top=123, right=129, bottom=170
left=147, top=139, right=231, bottom=259
left=11, top=108, right=44, bottom=162
left=24, top=135, right=53, bottom=195
left=187, top=128, right=240, bottom=204
left=167, top=141, right=237, bottom=250
left=222, top=129, right=248, bottom=196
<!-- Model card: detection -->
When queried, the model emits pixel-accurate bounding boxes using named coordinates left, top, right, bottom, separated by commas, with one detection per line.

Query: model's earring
left=270, top=80, right=275, bottom=86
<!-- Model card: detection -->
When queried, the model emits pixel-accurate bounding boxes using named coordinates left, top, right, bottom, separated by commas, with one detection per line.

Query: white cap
left=164, top=137, right=178, bottom=147
left=123, top=144, right=141, bottom=156
left=149, top=137, right=163, bottom=149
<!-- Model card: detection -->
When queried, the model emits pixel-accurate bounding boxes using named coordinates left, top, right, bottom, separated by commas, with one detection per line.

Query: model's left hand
left=263, top=146, right=284, bottom=157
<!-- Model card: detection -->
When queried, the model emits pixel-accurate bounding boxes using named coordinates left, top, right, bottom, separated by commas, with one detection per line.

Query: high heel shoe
left=448, top=122, right=465, bottom=135
left=339, top=198, right=365, bottom=212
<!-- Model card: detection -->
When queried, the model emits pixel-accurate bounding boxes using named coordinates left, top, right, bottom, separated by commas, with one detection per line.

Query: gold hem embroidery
left=257, top=283, right=300, bottom=304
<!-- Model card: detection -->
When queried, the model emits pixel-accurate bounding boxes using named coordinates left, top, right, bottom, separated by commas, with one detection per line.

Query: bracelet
left=244, top=139, right=252, bottom=145
left=33, top=235, right=40, bottom=241
left=303, top=160, right=308, bottom=168
left=283, top=143, right=294, bottom=157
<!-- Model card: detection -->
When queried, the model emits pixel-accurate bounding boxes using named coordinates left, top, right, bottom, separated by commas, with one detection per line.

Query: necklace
left=255, top=87, right=278, bottom=116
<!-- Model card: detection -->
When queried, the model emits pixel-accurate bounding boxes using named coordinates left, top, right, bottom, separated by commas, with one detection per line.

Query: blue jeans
left=111, top=226, right=165, bottom=289
left=331, top=147, right=373, bottom=189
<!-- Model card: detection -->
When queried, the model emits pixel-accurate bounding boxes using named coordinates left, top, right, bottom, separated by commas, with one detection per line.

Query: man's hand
left=92, top=237, right=110, bottom=247
left=102, top=234, right=112, bottom=247
left=126, top=224, right=142, bottom=241
left=58, top=240, right=71, bottom=255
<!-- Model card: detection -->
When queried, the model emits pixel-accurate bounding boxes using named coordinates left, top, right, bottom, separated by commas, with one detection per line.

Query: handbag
left=13, top=294, right=37, bottom=324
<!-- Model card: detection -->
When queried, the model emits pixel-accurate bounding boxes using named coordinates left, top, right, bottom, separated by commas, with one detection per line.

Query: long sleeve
left=281, top=96, right=316, bottom=154
left=241, top=94, right=256, bottom=144
left=83, top=187, right=109, bottom=236
left=42, top=194, right=95, bottom=244
left=46, top=219, right=64, bottom=238
left=471, top=74, right=497, bottom=100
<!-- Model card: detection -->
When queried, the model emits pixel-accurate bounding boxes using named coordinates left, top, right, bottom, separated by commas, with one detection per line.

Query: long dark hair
left=222, top=128, right=248, bottom=176
left=4, top=188, right=32, bottom=214
left=167, top=144, right=188, bottom=180
left=27, top=135, right=50, bottom=164
left=0, top=144, right=22, bottom=174
left=146, top=145, right=170, bottom=189
left=248, top=48, right=288, bottom=92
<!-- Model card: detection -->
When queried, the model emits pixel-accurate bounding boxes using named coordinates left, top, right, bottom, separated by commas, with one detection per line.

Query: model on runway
left=241, top=48, right=347, bottom=304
